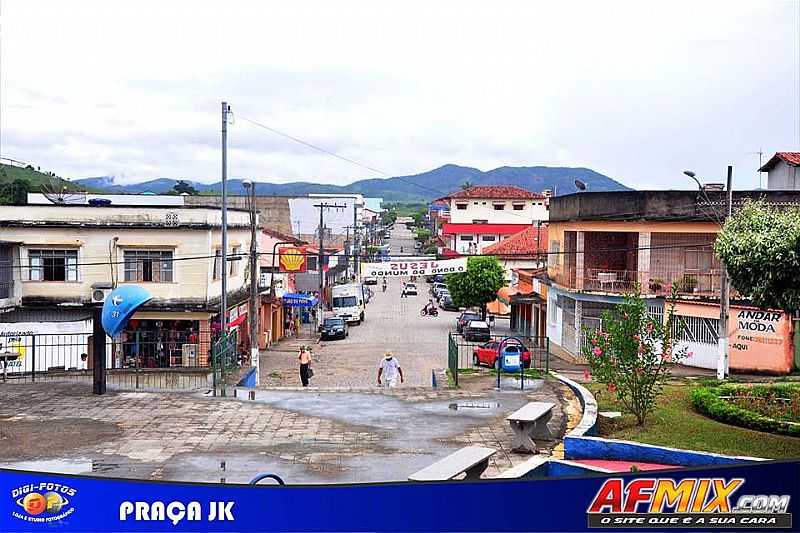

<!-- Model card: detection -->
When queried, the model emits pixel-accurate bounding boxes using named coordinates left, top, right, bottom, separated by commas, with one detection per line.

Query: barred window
left=29, top=249, right=78, bottom=281
left=672, top=314, right=719, bottom=345
left=213, top=249, right=222, bottom=279
left=124, top=250, right=173, bottom=283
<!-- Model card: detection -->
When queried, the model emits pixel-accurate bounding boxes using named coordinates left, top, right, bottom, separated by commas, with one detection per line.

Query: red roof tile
left=483, top=225, right=548, bottom=256
left=438, top=185, right=545, bottom=201
left=759, top=152, right=800, bottom=171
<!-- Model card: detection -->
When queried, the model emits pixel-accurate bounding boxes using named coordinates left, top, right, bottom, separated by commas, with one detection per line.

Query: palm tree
left=460, top=181, right=473, bottom=190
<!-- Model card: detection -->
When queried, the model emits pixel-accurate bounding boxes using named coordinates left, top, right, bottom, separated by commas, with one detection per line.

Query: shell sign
left=279, top=246, right=307, bottom=273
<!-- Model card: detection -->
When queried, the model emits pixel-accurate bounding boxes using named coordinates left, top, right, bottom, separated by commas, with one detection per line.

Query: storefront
left=281, top=293, right=319, bottom=336
left=120, top=311, right=213, bottom=368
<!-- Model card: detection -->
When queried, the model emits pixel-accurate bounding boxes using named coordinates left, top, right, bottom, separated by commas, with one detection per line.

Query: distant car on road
left=456, top=311, right=482, bottom=333
left=320, top=317, right=348, bottom=340
left=436, top=289, right=451, bottom=303
left=431, top=282, right=447, bottom=298
left=463, top=320, right=491, bottom=342
left=472, top=340, right=531, bottom=368
left=404, top=283, right=418, bottom=296
left=439, top=294, right=459, bottom=311
left=363, top=275, right=378, bottom=285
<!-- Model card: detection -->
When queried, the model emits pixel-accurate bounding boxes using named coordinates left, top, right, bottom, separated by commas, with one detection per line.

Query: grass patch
left=589, top=382, right=800, bottom=459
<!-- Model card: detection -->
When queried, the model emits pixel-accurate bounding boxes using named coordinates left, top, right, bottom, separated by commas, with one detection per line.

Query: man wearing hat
left=377, top=351, right=404, bottom=388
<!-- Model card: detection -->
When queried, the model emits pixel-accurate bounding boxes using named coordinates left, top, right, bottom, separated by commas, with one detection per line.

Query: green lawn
left=589, top=382, right=800, bottom=459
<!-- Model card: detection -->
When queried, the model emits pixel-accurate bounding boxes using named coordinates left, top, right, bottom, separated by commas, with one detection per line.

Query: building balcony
left=549, top=267, right=722, bottom=297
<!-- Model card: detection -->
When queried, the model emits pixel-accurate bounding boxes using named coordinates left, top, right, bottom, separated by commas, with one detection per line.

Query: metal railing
left=550, top=267, right=722, bottom=296
left=448, top=331, right=550, bottom=377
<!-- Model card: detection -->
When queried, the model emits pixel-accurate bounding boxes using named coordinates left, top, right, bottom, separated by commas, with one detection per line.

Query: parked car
left=320, top=317, right=348, bottom=340
left=431, top=282, right=448, bottom=298
left=472, top=340, right=531, bottom=368
left=456, top=311, right=482, bottom=333
left=363, top=275, right=378, bottom=285
left=436, top=289, right=451, bottom=303
left=439, top=294, right=459, bottom=311
left=404, top=283, right=418, bottom=296
left=463, top=320, right=491, bottom=342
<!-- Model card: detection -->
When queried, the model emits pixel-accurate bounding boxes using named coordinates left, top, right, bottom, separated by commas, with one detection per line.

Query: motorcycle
left=382, top=283, right=387, bottom=293
left=420, top=306, right=439, bottom=317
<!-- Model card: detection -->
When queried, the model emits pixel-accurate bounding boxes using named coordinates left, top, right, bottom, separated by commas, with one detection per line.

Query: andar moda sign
left=279, top=246, right=307, bottom=273
left=361, top=258, right=467, bottom=277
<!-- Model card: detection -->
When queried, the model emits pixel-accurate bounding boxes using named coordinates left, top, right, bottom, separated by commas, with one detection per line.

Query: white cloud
left=1, top=0, right=797, bottom=190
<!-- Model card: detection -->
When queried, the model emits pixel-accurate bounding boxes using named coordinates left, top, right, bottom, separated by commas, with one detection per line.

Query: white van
left=332, top=283, right=365, bottom=325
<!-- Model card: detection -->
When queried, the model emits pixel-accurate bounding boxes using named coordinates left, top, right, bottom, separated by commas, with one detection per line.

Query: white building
left=436, top=185, right=549, bottom=255
left=761, top=152, right=800, bottom=190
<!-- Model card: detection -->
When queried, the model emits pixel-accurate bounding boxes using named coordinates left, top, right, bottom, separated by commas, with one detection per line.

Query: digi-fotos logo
left=10, top=481, right=77, bottom=523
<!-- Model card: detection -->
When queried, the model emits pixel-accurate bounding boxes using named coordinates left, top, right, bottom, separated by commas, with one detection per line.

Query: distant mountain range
left=73, top=164, right=631, bottom=201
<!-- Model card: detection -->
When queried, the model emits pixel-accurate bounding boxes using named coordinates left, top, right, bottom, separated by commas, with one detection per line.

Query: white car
left=363, top=275, right=378, bottom=285
left=404, top=283, right=418, bottom=296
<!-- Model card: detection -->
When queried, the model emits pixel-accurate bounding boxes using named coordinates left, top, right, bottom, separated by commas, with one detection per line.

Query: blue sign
left=281, top=293, right=318, bottom=308
left=100, top=285, right=152, bottom=337
left=1, top=461, right=798, bottom=531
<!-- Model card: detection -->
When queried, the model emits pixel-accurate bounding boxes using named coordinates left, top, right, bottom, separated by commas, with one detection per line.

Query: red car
left=472, top=341, right=531, bottom=368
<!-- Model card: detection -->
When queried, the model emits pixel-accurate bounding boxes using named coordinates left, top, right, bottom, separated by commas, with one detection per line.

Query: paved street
left=0, top=380, right=579, bottom=483
left=259, top=222, right=458, bottom=388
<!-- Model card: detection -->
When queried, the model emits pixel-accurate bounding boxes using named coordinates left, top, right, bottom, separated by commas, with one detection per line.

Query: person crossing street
left=377, top=351, right=404, bottom=388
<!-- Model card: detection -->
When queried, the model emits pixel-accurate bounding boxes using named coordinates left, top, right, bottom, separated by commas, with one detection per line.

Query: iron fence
left=0, top=328, right=244, bottom=389
left=447, top=331, right=550, bottom=377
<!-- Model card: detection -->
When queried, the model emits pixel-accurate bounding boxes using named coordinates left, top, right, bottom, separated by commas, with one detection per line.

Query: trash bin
left=499, top=345, right=522, bottom=373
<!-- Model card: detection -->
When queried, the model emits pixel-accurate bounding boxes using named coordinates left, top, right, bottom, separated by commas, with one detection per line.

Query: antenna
left=574, top=179, right=587, bottom=191
left=41, top=176, right=86, bottom=205
left=748, top=149, right=765, bottom=189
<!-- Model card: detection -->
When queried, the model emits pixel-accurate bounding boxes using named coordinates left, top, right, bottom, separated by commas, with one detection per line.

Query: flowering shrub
left=582, top=285, right=689, bottom=425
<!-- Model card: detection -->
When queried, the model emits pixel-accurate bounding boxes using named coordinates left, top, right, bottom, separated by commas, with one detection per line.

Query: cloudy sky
left=1, top=1, right=798, bottom=190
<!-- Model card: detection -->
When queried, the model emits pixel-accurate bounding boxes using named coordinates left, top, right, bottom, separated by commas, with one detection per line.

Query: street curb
left=550, top=370, right=598, bottom=437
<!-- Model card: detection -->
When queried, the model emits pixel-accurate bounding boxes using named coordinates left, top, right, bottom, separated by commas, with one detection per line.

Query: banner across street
left=360, top=257, right=467, bottom=277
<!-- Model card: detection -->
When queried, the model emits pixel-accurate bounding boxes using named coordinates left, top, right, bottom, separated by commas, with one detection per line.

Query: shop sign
left=279, top=246, right=307, bottom=273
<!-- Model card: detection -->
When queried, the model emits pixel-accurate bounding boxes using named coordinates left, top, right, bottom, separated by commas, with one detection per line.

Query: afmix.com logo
left=10, top=481, right=77, bottom=523
left=587, top=477, right=792, bottom=529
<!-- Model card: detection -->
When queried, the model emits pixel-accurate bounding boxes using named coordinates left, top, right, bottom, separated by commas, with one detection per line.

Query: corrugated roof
left=438, top=185, right=545, bottom=201
left=759, top=152, right=800, bottom=171
left=483, top=225, right=548, bottom=256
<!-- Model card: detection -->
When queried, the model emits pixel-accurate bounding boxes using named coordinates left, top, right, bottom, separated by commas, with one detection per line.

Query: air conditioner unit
left=92, top=287, right=112, bottom=304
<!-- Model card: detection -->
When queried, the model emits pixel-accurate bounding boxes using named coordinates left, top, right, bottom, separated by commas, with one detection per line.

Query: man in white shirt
left=377, top=351, right=404, bottom=388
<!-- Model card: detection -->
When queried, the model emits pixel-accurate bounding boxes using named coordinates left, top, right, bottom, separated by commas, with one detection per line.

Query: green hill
left=0, top=162, right=89, bottom=204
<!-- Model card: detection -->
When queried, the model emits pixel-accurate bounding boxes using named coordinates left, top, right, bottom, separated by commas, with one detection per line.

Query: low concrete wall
left=564, top=435, right=765, bottom=466
left=550, top=371, right=597, bottom=436
left=496, top=456, right=611, bottom=479
left=20, top=368, right=214, bottom=391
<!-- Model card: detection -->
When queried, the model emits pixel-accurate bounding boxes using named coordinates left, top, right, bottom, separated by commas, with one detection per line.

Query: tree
left=582, top=286, right=689, bottom=426
left=0, top=178, right=31, bottom=205
left=172, top=180, right=198, bottom=195
left=714, top=200, right=800, bottom=312
left=460, top=181, right=473, bottom=190
left=414, top=228, right=432, bottom=243
left=445, top=256, right=505, bottom=318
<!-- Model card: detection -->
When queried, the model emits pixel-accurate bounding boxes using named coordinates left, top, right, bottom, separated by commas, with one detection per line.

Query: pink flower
left=591, top=337, right=598, bottom=346
left=583, top=368, right=591, bottom=381
left=607, top=383, right=617, bottom=393
left=686, top=351, right=694, bottom=358
left=592, top=347, right=603, bottom=357
left=633, top=334, right=641, bottom=342
left=638, top=343, right=645, bottom=354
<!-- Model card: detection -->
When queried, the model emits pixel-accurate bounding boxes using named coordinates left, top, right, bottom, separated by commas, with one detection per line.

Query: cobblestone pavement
left=259, top=223, right=457, bottom=389
left=0, top=378, right=580, bottom=483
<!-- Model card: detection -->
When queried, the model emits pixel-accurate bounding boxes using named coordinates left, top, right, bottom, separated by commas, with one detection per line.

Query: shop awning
left=497, top=286, right=519, bottom=305
left=282, top=293, right=318, bottom=307
left=487, top=299, right=510, bottom=316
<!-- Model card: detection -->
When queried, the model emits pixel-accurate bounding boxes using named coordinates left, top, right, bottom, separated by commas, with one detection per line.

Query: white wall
left=289, top=197, right=362, bottom=235
left=449, top=198, right=548, bottom=224
left=767, top=160, right=800, bottom=190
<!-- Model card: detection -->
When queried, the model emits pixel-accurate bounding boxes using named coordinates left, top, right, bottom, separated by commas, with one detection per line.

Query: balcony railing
left=550, top=267, right=722, bottom=296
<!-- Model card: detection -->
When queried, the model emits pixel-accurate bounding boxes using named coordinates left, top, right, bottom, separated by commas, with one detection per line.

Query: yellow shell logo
left=280, top=247, right=305, bottom=272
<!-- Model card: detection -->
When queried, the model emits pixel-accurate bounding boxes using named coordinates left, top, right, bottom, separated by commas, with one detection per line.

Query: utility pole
left=220, top=101, right=230, bottom=339
left=344, top=226, right=351, bottom=280
left=313, top=202, right=346, bottom=317
left=352, top=199, right=360, bottom=278
left=244, top=181, right=259, bottom=385
left=717, top=165, right=733, bottom=380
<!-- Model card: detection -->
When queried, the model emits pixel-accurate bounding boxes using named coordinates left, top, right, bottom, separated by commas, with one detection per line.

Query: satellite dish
left=41, top=177, right=87, bottom=205
left=574, top=179, right=588, bottom=191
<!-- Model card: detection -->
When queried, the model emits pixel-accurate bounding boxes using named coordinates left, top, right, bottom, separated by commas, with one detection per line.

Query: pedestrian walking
left=299, top=346, right=313, bottom=387
left=377, top=351, right=404, bottom=388
left=400, top=283, right=407, bottom=298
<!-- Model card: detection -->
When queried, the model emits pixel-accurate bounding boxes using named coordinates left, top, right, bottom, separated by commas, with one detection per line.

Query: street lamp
left=242, top=180, right=259, bottom=383
left=684, top=168, right=733, bottom=381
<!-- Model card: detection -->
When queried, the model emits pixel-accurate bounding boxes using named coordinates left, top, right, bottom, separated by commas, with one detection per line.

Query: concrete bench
left=408, top=446, right=496, bottom=481
left=506, top=402, right=555, bottom=453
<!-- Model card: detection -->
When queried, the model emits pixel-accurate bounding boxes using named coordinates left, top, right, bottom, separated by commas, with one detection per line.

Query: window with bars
left=672, top=314, right=719, bottom=345
left=29, top=249, right=78, bottom=281
left=230, top=246, right=241, bottom=276
left=124, top=250, right=174, bottom=283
